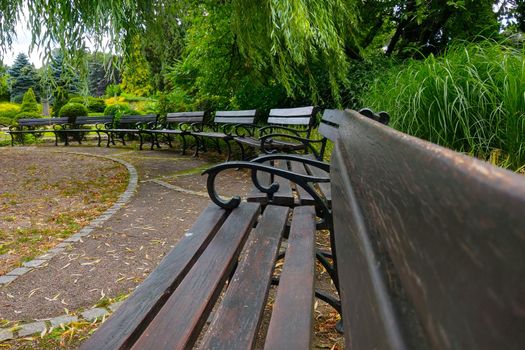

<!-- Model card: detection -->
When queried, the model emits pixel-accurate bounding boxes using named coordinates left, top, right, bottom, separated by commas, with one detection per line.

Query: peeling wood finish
left=333, top=110, right=525, bottom=350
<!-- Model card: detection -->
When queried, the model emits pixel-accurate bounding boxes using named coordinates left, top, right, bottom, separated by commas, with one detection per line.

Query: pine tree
left=8, top=53, right=40, bottom=103
left=49, top=50, right=80, bottom=96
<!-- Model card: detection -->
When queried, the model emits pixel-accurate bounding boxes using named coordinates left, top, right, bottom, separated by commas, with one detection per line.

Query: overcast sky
left=1, top=14, right=45, bottom=68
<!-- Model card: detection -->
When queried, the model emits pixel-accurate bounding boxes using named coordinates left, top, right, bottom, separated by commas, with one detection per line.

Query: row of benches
left=7, top=107, right=344, bottom=160
left=80, top=109, right=525, bottom=350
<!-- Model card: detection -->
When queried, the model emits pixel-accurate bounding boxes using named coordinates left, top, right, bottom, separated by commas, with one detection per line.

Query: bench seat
left=81, top=202, right=318, bottom=350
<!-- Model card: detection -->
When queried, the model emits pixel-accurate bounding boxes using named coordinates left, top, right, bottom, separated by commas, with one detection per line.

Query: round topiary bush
left=69, top=97, right=107, bottom=113
left=59, top=102, right=89, bottom=122
left=103, top=103, right=135, bottom=117
left=14, top=111, right=42, bottom=120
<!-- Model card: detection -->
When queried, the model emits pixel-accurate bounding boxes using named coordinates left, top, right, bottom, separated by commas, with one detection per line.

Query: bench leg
left=96, top=131, right=102, bottom=147
left=139, top=132, right=144, bottom=150
left=224, top=140, right=232, bottom=161
left=180, top=134, right=187, bottom=154
left=10, top=133, right=14, bottom=146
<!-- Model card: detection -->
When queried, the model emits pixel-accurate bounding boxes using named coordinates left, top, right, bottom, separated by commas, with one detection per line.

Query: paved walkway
left=0, top=144, right=251, bottom=327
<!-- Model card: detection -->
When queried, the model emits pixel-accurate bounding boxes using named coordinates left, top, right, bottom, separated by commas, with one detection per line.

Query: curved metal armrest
left=8, top=125, right=20, bottom=131
left=53, top=124, right=67, bottom=131
left=190, top=122, right=204, bottom=132
left=177, top=122, right=192, bottom=132
left=258, top=125, right=309, bottom=137
left=134, top=122, right=149, bottom=130
left=232, top=123, right=256, bottom=137
left=100, top=122, right=113, bottom=130
left=203, top=161, right=331, bottom=225
left=251, top=153, right=330, bottom=172
left=259, top=133, right=326, bottom=159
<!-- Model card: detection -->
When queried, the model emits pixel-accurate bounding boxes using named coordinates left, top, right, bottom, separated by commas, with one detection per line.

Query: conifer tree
left=7, top=53, right=40, bottom=103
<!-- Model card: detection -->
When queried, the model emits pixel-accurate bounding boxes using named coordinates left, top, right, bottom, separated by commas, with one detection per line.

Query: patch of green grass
left=361, top=41, right=525, bottom=170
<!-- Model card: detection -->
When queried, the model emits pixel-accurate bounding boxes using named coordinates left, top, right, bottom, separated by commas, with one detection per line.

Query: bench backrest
left=268, top=106, right=316, bottom=127
left=75, top=115, right=114, bottom=125
left=117, top=114, right=158, bottom=126
left=166, top=111, right=205, bottom=124
left=213, top=109, right=257, bottom=125
left=17, top=117, right=68, bottom=127
left=331, top=109, right=525, bottom=350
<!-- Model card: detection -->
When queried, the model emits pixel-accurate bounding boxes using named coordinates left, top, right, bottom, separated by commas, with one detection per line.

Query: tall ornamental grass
left=361, top=42, right=525, bottom=170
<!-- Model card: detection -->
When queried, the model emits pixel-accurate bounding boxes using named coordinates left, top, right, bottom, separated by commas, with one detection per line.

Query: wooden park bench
left=233, top=106, right=317, bottom=159
left=7, top=117, right=69, bottom=146
left=140, top=111, right=205, bottom=152
left=190, top=109, right=257, bottom=161
left=53, top=115, right=114, bottom=146
left=99, top=114, right=158, bottom=148
left=80, top=109, right=525, bottom=350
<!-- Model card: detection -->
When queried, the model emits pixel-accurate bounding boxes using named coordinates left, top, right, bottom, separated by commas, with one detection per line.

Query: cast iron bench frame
left=53, top=115, right=115, bottom=146
left=7, top=117, right=69, bottom=146
left=190, top=109, right=257, bottom=161
left=233, top=106, right=317, bottom=159
left=100, top=114, right=158, bottom=148
left=140, top=111, right=205, bottom=152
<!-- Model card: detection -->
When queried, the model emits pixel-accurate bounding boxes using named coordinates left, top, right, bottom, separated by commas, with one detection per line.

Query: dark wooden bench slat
left=335, top=109, right=525, bottom=350
left=199, top=205, right=289, bottom=350
left=264, top=206, right=316, bottom=350
left=272, top=160, right=295, bottom=206
left=130, top=202, right=261, bottom=350
left=78, top=204, right=230, bottom=350
left=303, top=154, right=331, bottom=204
left=290, top=160, right=315, bottom=205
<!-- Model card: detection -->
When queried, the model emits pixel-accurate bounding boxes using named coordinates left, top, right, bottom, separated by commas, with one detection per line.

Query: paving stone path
left=0, top=144, right=251, bottom=340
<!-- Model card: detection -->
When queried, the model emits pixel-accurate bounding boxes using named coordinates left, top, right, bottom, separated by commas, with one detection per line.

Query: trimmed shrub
left=103, top=103, right=137, bottom=118
left=0, top=116, right=13, bottom=126
left=20, top=88, right=39, bottom=113
left=0, top=102, right=21, bottom=125
left=69, top=96, right=107, bottom=113
left=59, top=102, right=89, bottom=121
left=14, top=111, right=42, bottom=120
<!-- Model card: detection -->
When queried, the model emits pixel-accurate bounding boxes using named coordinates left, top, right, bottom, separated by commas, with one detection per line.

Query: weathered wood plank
left=272, top=159, right=295, bottom=206
left=78, top=204, right=230, bottom=350
left=131, top=202, right=261, bottom=350
left=332, top=143, right=407, bottom=350
left=290, top=160, right=315, bottom=205
left=269, top=106, right=314, bottom=117
left=335, top=109, right=525, bottom=350
left=264, top=206, right=316, bottom=350
left=199, top=205, right=289, bottom=350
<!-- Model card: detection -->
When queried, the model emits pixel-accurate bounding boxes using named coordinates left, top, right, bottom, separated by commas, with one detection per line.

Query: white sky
left=1, top=15, right=45, bottom=68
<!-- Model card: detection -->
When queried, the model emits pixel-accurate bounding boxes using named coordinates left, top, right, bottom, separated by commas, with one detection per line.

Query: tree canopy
left=0, top=1, right=521, bottom=105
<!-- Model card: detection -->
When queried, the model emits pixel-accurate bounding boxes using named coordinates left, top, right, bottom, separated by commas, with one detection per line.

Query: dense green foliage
left=0, top=102, right=20, bottom=125
left=69, top=96, right=106, bottom=112
left=0, top=1, right=522, bottom=169
left=361, top=42, right=525, bottom=168
left=19, top=88, right=39, bottom=113
left=103, top=103, right=136, bottom=118
left=59, top=102, right=89, bottom=119
left=7, top=54, right=40, bottom=103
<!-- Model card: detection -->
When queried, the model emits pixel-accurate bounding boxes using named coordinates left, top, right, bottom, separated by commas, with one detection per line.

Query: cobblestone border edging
left=0, top=151, right=138, bottom=286
left=0, top=300, right=126, bottom=341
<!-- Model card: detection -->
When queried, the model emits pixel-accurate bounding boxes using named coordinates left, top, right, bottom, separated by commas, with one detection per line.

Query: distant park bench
left=233, top=106, right=317, bottom=159
left=7, top=117, right=68, bottom=146
left=99, top=114, right=158, bottom=148
left=80, top=109, right=524, bottom=350
left=141, top=111, right=205, bottom=153
left=53, top=115, right=114, bottom=146
left=191, top=109, right=257, bottom=161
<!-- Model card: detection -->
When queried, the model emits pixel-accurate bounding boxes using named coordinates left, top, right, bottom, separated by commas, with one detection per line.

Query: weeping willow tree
left=0, top=0, right=361, bottom=103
